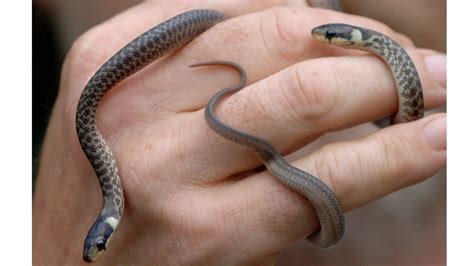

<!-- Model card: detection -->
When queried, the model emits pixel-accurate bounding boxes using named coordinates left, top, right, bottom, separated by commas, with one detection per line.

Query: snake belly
left=76, top=9, right=225, bottom=262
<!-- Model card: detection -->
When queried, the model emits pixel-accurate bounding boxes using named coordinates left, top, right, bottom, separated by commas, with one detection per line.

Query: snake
left=191, top=61, right=346, bottom=248
left=76, top=10, right=225, bottom=262
left=76, top=5, right=423, bottom=264
left=311, top=24, right=424, bottom=123
left=189, top=23, right=424, bottom=249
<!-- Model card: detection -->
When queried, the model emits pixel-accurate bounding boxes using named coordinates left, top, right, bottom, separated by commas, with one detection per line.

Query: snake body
left=191, top=24, right=424, bottom=248
left=190, top=61, right=345, bottom=247
left=76, top=10, right=225, bottom=262
left=76, top=6, right=423, bottom=263
left=311, top=24, right=424, bottom=122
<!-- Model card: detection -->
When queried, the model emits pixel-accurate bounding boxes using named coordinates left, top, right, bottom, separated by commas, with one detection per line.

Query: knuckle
left=373, top=132, right=406, bottom=179
left=209, top=202, right=254, bottom=256
left=260, top=7, right=304, bottom=62
left=67, top=30, right=99, bottom=68
left=278, top=61, right=340, bottom=126
left=66, top=24, right=119, bottom=78
left=60, top=31, right=100, bottom=124
left=216, top=18, right=253, bottom=52
left=314, top=145, right=349, bottom=194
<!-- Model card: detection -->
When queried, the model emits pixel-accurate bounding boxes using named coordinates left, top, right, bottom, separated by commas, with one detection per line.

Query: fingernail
left=422, top=116, right=446, bottom=150
left=424, top=54, right=446, bottom=87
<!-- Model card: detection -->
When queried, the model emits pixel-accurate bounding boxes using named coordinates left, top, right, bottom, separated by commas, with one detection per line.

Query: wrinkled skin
left=33, top=1, right=446, bottom=265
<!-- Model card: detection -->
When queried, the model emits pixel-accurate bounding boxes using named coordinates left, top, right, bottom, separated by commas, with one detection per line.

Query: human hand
left=33, top=1, right=446, bottom=265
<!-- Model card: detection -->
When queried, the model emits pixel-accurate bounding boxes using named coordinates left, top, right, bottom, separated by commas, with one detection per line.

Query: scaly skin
left=311, top=23, right=424, bottom=123
left=76, top=9, right=225, bottom=262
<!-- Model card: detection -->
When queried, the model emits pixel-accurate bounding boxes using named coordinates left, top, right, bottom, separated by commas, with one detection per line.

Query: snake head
left=83, top=216, right=118, bottom=263
left=311, top=23, right=365, bottom=46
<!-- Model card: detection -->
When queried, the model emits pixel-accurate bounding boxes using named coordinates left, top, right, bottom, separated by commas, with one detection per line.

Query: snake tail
left=76, top=9, right=225, bottom=262
left=190, top=61, right=345, bottom=248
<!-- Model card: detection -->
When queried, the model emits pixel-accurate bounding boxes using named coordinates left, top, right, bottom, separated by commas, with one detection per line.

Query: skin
left=33, top=1, right=446, bottom=265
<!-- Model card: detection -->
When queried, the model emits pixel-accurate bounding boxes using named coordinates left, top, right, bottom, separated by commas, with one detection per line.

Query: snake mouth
left=83, top=216, right=117, bottom=262
left=83, top=238, right=108, bottom=263
left=83, top=246, right=103, bottom=263
left=83, top=255, right=94, bottom=263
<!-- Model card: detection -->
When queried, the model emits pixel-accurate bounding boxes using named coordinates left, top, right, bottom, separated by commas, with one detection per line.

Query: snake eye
left=326, top=29, right=337, bottom=39
left=96, top=240, right=106, bottom=251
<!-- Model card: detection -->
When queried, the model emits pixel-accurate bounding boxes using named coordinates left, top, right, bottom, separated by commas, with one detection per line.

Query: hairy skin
left=33, top=2, right=446, bottom=265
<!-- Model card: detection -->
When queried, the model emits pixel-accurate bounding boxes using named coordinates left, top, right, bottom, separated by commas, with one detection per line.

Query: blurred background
left=33, top=0, right=445, bottom=265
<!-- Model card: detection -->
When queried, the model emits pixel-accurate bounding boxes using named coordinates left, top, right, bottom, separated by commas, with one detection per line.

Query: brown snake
left=75, top=7, right=423, bottom=263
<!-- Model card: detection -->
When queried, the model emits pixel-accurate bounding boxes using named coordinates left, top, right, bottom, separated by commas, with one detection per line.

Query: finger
left=64, top=0, right=302, bottom=93
left=172, top=46, right=445, bottom=185
left=62, top=2, right=305, bottom=172
left=63, top=3, right=327, bottom=147
left=65, top=4, right=420, bottom=128
left=215, top=113, right=445, bottom=255
left=85, top=6, right=417, bottom=124
left=74, top=5, right=444, bottom=185
left=116, top=6, right=439, bottom=183
left=152, top=7, right=416, bottom=112
left=62, top=1, right=308, bottom=123
left=419, top=50, right=446, bottom=88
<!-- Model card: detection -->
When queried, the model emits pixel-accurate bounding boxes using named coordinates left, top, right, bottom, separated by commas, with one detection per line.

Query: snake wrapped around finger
left=76, top=1, right=423, bottom=262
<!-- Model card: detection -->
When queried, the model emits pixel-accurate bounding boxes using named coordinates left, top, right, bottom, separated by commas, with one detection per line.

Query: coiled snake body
left=311, top=24, right=424, bottom=123
left=76, top=8, right=423, bottom=263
